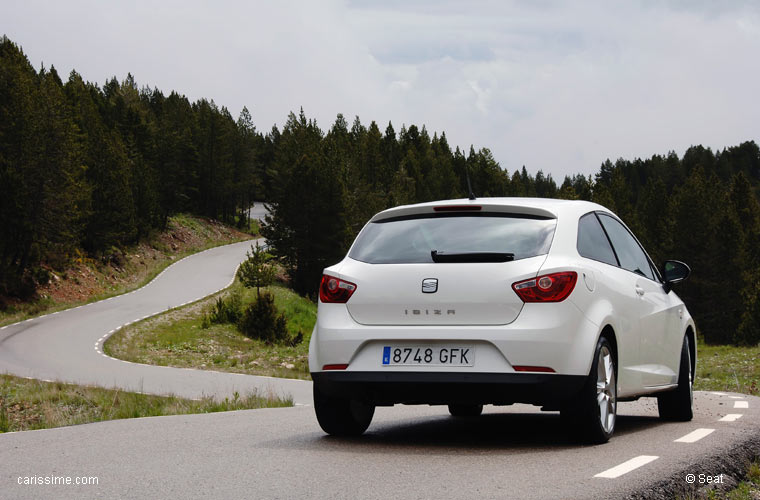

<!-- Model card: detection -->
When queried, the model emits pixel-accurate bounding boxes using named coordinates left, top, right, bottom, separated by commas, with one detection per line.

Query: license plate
left=382, top=345, right=474, bottom=366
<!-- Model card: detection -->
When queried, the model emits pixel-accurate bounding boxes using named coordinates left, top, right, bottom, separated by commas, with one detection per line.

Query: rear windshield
left=348, top=213, right=556, bottom=264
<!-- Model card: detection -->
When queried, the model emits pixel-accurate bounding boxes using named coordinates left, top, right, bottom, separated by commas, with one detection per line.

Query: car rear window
left=348, top=213, right=557, bottom=264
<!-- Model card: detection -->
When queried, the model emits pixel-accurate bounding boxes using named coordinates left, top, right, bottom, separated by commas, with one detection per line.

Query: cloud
left=3, top=0, right=759, bottom=179
left=346, top=1, right=760, bottom=177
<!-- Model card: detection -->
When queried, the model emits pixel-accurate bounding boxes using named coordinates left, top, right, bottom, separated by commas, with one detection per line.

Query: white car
left=309, top=198, right=696, bottom=443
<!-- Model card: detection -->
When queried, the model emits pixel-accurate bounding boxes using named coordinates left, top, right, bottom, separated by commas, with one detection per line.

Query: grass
left=724, top=461, right=760, bottom=500
left=0, top=214, right=257, bottom=328
left=683, top=461, right=760, bottom=500
left=104, top=281, right=316, bottom=380
left=0, top=373, right=291, bottom=433
left=694, top=341, right=760, bottom=396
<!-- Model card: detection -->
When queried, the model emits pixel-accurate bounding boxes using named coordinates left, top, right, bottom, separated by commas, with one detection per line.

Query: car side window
left=597, top=214, right=656, bottom=281
left=577, top=213, right=618, bottom=266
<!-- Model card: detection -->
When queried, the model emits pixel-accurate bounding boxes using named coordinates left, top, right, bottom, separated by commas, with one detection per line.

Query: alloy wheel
left=596, top=345, right=616, bottom=434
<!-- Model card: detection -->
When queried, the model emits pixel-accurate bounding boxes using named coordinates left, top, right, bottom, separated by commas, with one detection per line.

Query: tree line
left=261, top=110, right=760, bottom=346
left=1, top=36, right=759, bottom=345
left=1, top=36, right=262, bottom=297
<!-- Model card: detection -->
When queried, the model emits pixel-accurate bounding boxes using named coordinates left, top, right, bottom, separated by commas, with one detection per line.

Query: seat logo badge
left=422, top=278, right=438, bottom=293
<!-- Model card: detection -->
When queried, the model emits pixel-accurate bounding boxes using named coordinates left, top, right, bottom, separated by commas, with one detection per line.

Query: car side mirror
left=662, top=260, right=690, bottom=293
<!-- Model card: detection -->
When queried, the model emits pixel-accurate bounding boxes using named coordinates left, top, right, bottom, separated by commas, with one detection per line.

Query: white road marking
left=594, top=456, right=659, bottom=479
left=729, top=396, right=745, bottom=399
left=734, top=401, right=749, bottom=409
left=710, top=391, right=728, bottom=396
left=719, top=414, right=743, bottom=422
left=675, top=428, right=715, bottom=443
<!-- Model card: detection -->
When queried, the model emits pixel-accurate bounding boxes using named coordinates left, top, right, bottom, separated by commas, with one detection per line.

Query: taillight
left=322, top=364, right=349, bottom=370
left=512, top=272, right=577, bottom=303
left=319, top=275, right=357, bottom=303
left=513, top=365, right=556, bottom=373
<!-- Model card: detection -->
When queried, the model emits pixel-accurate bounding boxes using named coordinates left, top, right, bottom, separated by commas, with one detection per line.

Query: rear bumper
left=311, top=371, right=586, bottom=407
left=310, top=300, right=601, bottom=377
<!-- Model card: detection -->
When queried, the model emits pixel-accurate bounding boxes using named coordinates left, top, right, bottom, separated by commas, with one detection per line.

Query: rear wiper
left=430, top=250, right=515, bottom=263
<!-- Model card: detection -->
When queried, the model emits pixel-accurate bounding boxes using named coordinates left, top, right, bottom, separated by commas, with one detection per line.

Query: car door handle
left=635, top=286, right=645, bottom=296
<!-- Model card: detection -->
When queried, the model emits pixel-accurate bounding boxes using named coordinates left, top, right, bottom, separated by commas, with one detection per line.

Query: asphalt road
left=1, top=393, right=758, bottom=500
left=0, top=240, right=311, bottom=405
left=1, top=237, right=758, bottom=499
left=249, top=201, right=268, bottom=222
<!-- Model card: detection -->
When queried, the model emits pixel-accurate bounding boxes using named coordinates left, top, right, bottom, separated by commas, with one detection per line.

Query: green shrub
left=206, top=292, right=242, bottom=326
left=238, top=292, right=290, bottom=344
left=289, top=330, right=304, bottom=347
left=31, top=267, right=51, bottom=286
left=102, top=246, right=126, bottom=267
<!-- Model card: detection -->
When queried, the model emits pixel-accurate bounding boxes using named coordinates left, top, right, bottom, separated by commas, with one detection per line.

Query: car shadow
left=363, top=412, right=663, bottom=449
left=267, top=409, right=666, bottom=455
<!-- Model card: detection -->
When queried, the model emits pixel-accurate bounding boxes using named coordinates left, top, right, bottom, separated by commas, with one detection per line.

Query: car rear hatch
left=340, top=203, right=557, bottom=326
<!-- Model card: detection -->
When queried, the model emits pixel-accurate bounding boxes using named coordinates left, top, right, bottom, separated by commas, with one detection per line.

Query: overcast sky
left=4, top=0, right=759, bottom=179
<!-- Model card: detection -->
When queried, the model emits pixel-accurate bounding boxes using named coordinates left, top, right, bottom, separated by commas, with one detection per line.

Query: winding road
left=1, top=235, right=759, bottom=499
left=0, top=240, right=311, bottom=405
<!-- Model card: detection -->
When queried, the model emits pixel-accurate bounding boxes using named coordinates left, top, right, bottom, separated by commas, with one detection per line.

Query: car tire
left=657, top=336, right=693, bottom=421
left=448, top=404, right=483, bottom=417
left=313, top=383, right=374, bottom=436
left=561, top=336, right=617, bottom=444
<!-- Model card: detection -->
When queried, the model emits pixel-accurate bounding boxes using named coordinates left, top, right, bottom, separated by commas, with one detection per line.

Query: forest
left=1, top=36, right=759, bottom=345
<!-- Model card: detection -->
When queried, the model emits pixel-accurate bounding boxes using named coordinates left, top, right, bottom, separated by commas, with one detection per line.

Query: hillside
left=0, top=214, right=254, bottom=327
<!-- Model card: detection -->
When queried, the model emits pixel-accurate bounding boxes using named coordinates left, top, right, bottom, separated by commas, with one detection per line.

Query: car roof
left=370, top=197, right=613, bottom=222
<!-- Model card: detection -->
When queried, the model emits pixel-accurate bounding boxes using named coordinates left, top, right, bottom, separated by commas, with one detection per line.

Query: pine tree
left=237, top=241, right=275, bottom=297
left=666, top=168, right=726, bottom=343
left=0, top=37, right=40, bottom=295
left=261, top=111, right=349, bottom=296
left=727, top=172, right=760, bottom=345
left=65, top=70, right=136, bottom=251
